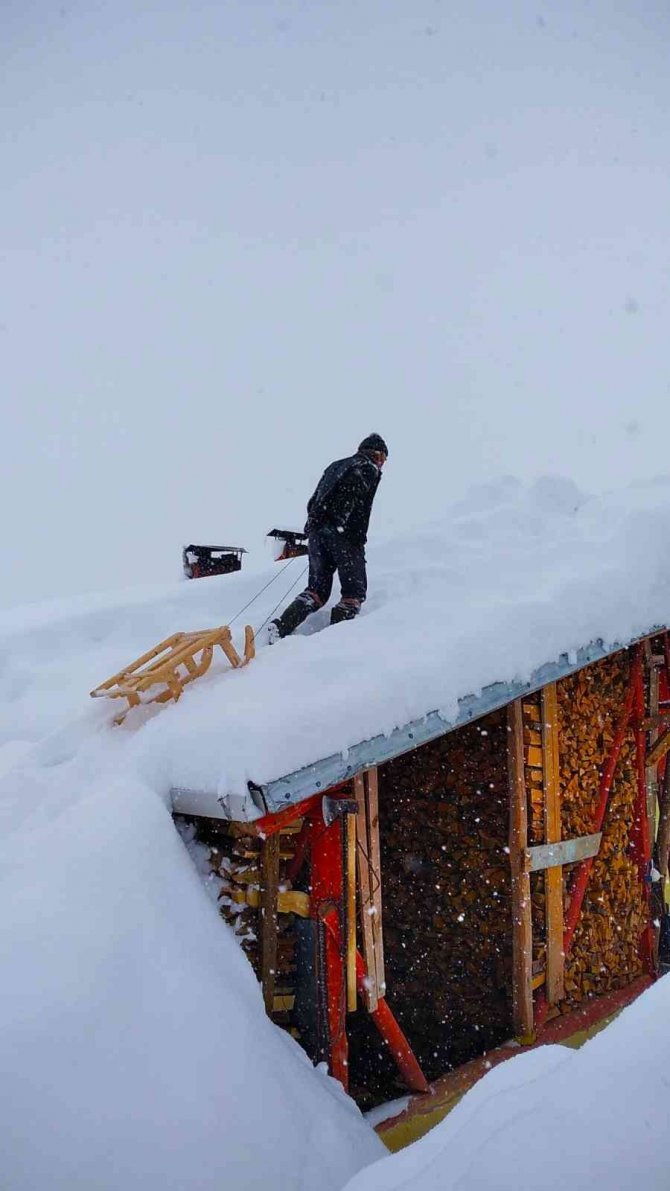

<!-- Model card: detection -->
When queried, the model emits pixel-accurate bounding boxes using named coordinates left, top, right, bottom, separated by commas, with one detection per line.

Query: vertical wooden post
left=366, top=767, right=386, bottom=996
left=354, top=773, right=379, bottom=1011
left=260, top=833, right=280, bottom=1016
left=508, top=699, right=534, bottom=1037
left=354, top=768, right=386, bottom=1010
left=542, top=683, right=565, bottom=1004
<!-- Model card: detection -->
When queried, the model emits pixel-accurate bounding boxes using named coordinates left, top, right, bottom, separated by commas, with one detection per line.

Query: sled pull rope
left=255, top=565, right=308, bottom=636
left=227, top=557, right=297, bottom=627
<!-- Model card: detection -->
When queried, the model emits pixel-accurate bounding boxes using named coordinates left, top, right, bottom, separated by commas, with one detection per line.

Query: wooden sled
left=90, top=624, right=255, bottom=721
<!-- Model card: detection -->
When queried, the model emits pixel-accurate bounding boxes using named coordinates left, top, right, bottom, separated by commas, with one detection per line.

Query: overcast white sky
left=2, top=0, right=670, bottom=607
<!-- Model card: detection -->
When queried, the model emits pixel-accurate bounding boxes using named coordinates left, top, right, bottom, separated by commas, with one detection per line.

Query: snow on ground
left=343, top=972, right=670, bottom=1191
left=0, top=771, right=383, bottom=1191
left=2, top=474, right=670, bottom=1189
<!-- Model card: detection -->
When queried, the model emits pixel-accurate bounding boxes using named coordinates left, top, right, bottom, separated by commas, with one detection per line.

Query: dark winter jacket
left=305, top=452, right=382, bottom=546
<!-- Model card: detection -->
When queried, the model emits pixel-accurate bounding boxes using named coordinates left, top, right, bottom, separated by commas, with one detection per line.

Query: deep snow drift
left=2, top=475, right=670, bottom=1189
left=342, top=972, right=670, bottom=1191
left=0, top=780, right=383, bottom=1191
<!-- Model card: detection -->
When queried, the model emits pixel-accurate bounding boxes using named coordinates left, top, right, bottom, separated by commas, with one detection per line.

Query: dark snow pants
left=273, top=526, right=367, bottom=637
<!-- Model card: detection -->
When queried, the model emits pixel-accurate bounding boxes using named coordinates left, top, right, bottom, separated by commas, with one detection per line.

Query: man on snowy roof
left=266, top=433, right=388, bottom=641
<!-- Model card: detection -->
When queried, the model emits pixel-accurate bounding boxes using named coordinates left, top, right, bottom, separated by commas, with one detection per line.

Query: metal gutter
left=171, top=631, right=661, bottom=822
left=249, top=637, right=642, bottom=814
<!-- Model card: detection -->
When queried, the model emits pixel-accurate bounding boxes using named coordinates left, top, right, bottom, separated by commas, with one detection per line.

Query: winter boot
left=257, top=620, right=282, bottom=647
left=330, top=598, right=361, bottom=626
left=273, top=591, right=322, bottom=638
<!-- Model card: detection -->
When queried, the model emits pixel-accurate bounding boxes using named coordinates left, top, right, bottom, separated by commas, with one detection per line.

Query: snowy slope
left=2, top=475, right=670, bottom=1189
left=0, top=601, right=387, bottom=1182
left=342, top=971, right=670, bottom=1191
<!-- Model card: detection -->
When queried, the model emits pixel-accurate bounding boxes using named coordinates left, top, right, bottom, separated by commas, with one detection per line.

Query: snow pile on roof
left=25, top=470, right=666, bottom=805
left=342, top=972, right=670, bottom=1191
left=135, top=474, right=670, bottom=799
left=3, top=477, right=670, bottom=807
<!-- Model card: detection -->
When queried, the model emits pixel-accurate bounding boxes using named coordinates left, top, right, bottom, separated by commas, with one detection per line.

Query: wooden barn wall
left=177, top=645, right=652, bottom=1110
left=369, top=708, right=513, bottom=1083
left=556, top=651, right=646, bottom=1006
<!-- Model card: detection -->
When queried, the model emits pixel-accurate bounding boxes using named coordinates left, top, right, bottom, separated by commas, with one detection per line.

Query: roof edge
left=171, top=628, right=663, bottom=821
left=251, top=631, right=661, bottom=815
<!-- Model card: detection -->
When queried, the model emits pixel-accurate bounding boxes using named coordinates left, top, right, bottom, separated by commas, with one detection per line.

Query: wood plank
left=354, top=773, right=379, bottom=1011
left=226, top=888, right=310, bottom=916
left=648, top=727, right=670, bottom=769
left=542, top=683, right=565, bottom=1003
left=508, top=699, right=534, bottom=1037
left=260, top=833, right=280, bottom=1015
left=366, top=767, right=386, bottom=996
left=526, top=832, right=602, bottom=872
left=641, top=712, right=670, bottom=732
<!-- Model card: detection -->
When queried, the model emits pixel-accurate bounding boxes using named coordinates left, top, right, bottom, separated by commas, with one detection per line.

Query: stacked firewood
left=557, top=653, right=645, bottom=1005
left=377, top=710, right=512, bottom=1078
left=203, top=825, right=301, bottom=1025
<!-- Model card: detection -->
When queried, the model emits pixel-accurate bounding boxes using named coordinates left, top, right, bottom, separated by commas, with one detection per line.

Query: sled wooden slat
left=90, top=624, right=255, bottom=720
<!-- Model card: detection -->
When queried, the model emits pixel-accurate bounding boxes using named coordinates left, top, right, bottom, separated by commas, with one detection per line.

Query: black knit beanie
left=358, top=433, right=389, bottom=458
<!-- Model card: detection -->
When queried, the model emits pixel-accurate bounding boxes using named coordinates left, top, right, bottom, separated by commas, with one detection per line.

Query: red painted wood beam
left=322, top=911, right=430, bottom=1094
left=255, top=792, right=324, bottom=838
left=309, top=808, right=349, bottom=1089
left=255, top=783, right=351, bottom=838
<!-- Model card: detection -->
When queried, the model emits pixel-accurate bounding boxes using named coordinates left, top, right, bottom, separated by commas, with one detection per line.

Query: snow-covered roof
left=211, top=635, right=652, bottom=820
left=159, top=475, right=670, bottom=819
left=3, top=476, right=669, bottom=822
